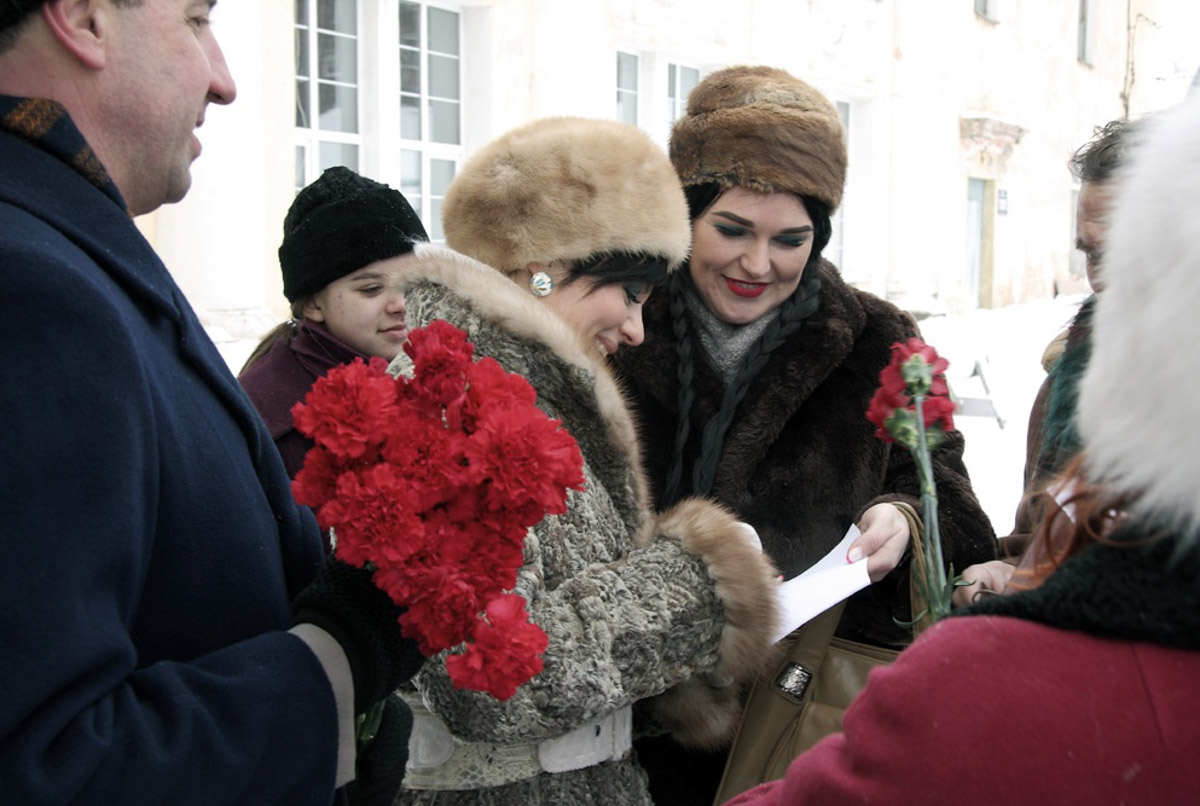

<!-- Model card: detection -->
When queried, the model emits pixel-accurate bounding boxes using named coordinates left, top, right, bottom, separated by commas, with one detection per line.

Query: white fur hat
left=1077, top=93, right=1200, bottom=535
left=442, top=117, right=691, bottom=274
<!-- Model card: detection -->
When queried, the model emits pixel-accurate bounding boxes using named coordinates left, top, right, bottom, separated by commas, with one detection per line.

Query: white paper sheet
left=772, top=525, right=871, bottom=643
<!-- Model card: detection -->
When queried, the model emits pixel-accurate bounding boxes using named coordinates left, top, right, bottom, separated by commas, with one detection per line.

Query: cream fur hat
left=442, top=117, right=691, bottom=273
left=670, top=65, right=847, bottom=212
left=1077, top=93, right=1200, bottom=535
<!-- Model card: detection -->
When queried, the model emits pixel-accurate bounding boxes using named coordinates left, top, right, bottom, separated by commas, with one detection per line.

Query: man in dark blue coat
left=0, top=2, right=421, bottom=803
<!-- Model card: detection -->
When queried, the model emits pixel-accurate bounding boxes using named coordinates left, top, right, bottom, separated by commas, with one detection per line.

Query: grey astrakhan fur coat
left=389, top=245, right=779, bottom=805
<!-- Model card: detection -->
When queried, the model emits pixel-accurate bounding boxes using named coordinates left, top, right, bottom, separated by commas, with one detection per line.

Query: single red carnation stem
left=913, top=394, right=950, bottom=623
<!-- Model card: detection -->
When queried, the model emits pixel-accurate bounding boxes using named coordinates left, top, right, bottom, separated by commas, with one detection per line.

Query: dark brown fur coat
left=613, top=260, right=998, bottom=804
left=613, top=260, right=998, bottom=648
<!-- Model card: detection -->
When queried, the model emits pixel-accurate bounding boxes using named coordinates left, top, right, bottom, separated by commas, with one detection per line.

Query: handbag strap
left=776, top=502, right=930, bottom=690
left=891, top=501, right=933, bottom=637
left=770, top=600, right=846, bottom=702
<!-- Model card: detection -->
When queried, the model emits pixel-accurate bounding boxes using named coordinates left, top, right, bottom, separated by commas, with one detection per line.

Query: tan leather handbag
left=713, top=506, right=928, bottom=805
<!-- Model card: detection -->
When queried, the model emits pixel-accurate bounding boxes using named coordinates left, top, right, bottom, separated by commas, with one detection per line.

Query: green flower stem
left=357, top=699, right=384, bottom=745
left=913, top=394, right=951, bottom=623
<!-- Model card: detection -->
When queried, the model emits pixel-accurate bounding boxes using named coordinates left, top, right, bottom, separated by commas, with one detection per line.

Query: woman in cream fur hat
left=387, top=117, right=781, bottom=805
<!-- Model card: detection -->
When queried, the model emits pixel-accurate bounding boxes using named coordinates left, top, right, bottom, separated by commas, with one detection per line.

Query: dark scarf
left=961, top=526, right=1200, bottom=651
left=244, top=321, right=366, bottom=439
left=0, top=95, right=124, bottom=209
left=661, top=270, right=822, bottom=506
left=1036, top=295, right=1095, bottom=476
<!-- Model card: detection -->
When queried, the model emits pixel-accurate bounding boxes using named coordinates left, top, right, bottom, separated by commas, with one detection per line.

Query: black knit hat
left=0, top=0, right=43, bottom=34
left=279, top=167, right=427, bottom=303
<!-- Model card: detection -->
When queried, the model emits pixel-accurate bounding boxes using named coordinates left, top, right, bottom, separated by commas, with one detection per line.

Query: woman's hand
left=849, top=503, right=912, bottom=583
left=951, top=560, right=1015, bottom=607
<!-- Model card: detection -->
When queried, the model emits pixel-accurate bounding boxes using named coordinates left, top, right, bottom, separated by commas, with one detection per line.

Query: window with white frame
left=294, top=0, right=360, bottom=191
left=667, top=63, right=699, bottom=125
left=399, top=0, right=462, bottom=241
left=826, top=101, right=850, bottom=273
left=1077, top=0, right=1095, bottom=65
left=616, top=52, right=639, bottom=124
left=293, top=1, right=463, bottom=240
left=974, top=0, right=998, bottom=23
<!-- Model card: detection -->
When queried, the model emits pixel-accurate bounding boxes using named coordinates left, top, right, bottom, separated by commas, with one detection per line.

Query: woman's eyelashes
left=624, top=283, right=648, bottom=305
left=714, top=223, right=808, bottom=249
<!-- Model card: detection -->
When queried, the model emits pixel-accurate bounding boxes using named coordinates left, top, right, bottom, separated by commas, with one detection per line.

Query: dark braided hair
left=661, top=183, right=831, bottom=507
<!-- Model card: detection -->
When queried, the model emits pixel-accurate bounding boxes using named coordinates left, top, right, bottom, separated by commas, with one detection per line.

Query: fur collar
left=962, top=532, right=1200, bottom=650
left=396, top=244, right=651, bottom=534
left=1078, top=94, right=1200, bottom=536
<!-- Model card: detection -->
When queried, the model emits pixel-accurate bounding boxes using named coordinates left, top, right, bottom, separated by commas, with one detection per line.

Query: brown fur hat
left=443, top=117, right=690, bottom=273
left=670, top=65, right=847, bottom=211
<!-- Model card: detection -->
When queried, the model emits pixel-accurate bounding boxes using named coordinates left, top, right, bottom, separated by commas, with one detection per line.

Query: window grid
left=294, top=0, right=361, bottom=189
left=616, top=51, right=639, bottom=124
left=399, top=1, right=462, bottom=241
left=827, top=100, right=850, bottom=275
left=667, top=63, right=700, bottom=125
left=974, top=0, right=998, bottom=23
left=1077, top=0, right=1094, bottom=64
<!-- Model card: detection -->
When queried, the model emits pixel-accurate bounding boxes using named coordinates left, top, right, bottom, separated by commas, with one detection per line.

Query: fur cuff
left=656, top=498, right=780, bottom=682
left=640, top=675, right=747, bottom=751
left=648, top=498, right=781, bottom=746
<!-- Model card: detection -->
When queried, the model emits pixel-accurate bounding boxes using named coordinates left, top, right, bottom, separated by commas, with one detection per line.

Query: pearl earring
left=529, top=271, right=554, bottom=297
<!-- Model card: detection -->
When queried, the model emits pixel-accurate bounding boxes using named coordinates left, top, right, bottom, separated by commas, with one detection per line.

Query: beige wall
left=140, top=0, right=1198, bottom=368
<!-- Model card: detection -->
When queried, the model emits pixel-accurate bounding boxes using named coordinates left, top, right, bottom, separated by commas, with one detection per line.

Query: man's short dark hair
left=1069, top=118, right=1137, bottom=184
left=0, top=0, right=141, bottom=53
left=0, top=0, right=43, bottom=51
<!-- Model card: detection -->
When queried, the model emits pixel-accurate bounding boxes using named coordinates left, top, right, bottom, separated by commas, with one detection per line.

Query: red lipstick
left=724, top=277, right=767, bottom=298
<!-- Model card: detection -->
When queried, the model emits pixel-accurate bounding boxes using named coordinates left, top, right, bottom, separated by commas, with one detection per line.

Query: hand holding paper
left=772, top=525, right=871, bottom=643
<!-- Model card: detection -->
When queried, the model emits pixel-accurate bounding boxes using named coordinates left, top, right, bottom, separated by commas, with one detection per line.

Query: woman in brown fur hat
left=610, top=65, right=998, bottom=803
left=726, top=87, right=1200, bottom=806
left=385, top=117, right=781, bottom=805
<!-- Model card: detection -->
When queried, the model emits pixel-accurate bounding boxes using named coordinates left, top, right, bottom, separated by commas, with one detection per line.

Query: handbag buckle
left=774, top=662, right=813, bottom=702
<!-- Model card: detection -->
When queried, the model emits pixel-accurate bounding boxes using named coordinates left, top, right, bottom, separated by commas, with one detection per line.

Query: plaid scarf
left=0, top=94, right=126, bottom=210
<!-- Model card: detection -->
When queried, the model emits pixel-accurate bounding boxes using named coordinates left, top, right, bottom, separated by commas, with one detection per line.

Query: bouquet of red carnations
left=291, top=320, right=585, bottom=700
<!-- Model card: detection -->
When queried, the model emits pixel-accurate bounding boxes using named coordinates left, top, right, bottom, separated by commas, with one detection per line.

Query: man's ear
left=41, top=0, right=110, bottom=70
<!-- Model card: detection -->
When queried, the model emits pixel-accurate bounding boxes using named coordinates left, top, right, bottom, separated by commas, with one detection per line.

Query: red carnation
left=866, top=339, right=955, bottom=447
left=292, top=357, right=398, bottom=460
left=445, top=594, right=550, bottom=700
left=864, top=336, right=958, bottom=624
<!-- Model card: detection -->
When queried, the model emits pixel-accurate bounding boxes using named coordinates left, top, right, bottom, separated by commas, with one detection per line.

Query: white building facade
left=142, top=0, right=1196, bottom=369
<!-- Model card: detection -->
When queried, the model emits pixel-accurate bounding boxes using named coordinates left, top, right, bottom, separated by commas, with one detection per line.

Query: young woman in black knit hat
left=609, top=65, right=999, bottom=803
left=239, top=166, right=428, bottom=479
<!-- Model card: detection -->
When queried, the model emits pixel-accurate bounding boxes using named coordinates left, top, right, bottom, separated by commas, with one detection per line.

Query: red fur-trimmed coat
left=727, top=533, right=1200, bottom=805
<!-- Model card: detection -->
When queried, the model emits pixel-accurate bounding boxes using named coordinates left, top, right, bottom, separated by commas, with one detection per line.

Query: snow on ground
left=920, top=294, right=1088, bottom=538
